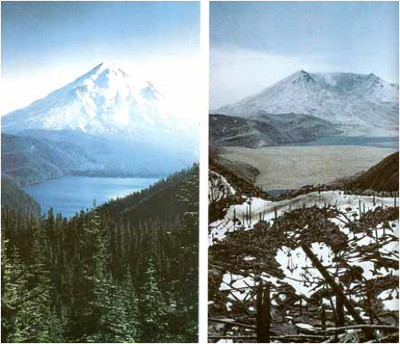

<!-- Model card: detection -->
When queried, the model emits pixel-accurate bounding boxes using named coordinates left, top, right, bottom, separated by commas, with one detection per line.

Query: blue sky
left=1, top=1, right=200, bottom=116
left=210, top=1, right=399, bottom=108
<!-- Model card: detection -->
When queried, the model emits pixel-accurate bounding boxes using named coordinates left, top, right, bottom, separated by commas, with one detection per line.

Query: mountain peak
left=216, top=70, right=399, bottom=134
left=289, top=70, right=316, bottom=84
left=1, top=62, right=174, bottom=136
left=73, top=61, right=128, bottom=86
left=94, top=61, right=127, bottom=76
left=95, top=60, right=119, bottom=70
left=367, top=72, right=379, bottom=80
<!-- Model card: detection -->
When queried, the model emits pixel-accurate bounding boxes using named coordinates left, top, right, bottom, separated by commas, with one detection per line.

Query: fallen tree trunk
left=317, top=324, right=399, bottom=334
left=301, top=243, right=374, bottom=340
left=209, top=317, right=256, bottom=329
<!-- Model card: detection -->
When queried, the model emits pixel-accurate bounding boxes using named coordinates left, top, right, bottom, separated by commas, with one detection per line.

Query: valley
left=1, top=62, right=197, bottom=218
left=221, top=144, right=397, bottom=191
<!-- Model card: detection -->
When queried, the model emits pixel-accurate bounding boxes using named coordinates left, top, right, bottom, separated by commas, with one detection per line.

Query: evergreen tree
left=67, top=203, right=107, bottom=341
left=139, top=257, right=172, bottom=343
left=2, top=165, right=199, bottom=342
left=1, top=227, right=58, bottom=343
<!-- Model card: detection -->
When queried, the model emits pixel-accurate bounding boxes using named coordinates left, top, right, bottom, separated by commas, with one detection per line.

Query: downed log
left=318, top=324, right=399, bottom=334
left=301, top=243, right=374, bottom=340
left=368, top=334, right=399, bottom=343
left=323, top=330, right=399, bottom=343
left=209, top=334, right=328, bottom=341
left=303, top=324, right=399, bottom=337
left=208, top=317, right=256, bottom=329
left=208, top=335, right=257, bottom=340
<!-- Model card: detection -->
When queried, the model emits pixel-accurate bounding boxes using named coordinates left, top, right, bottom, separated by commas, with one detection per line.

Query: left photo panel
left=1, top=1, right=200, bottom=343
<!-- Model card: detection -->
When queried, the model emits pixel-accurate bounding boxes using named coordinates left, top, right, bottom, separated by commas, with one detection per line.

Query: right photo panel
left=208, top=1, right=399, bottom=343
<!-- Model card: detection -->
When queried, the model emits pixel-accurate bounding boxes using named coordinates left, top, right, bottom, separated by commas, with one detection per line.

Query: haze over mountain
left=2, top=62, right=182, bottom=138
left=214, top=71, right=399, bottom=136
left=1, top=62, right=198, bottom=180
left=1, top=133, right=97, bottom=186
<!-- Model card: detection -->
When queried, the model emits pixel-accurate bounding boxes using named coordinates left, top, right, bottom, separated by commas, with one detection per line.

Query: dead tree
left=256, top=282, right=271, bottom=343
left=301, top=243, right=374, bottom=340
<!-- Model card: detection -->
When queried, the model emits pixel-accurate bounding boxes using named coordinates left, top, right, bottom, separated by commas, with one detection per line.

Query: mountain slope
left=102, top=164, right=199, bottom=220
left=342, top=151, right=399, bottom=192
left=210, top=113, right=340, bottom=148
left=1, top=62, right=198, bottom=176
left=1, top=177, right=41, bottom=216
left=1, top=62, right=175, bottom=138
left=215, top=71, right=399, bottom=135
left=1, top=133, right=97, bottom=186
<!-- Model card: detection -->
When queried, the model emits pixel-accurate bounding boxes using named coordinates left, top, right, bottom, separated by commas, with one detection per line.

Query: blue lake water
left=23, top=176, right=159, bottom=218
left=285, top=136, right=398, bottom=149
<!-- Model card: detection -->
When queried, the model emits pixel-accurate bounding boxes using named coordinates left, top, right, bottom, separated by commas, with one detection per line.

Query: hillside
left=210, top=113, right=340, bottom=148
left=342, top=151, right=399, bottom=192
left=1, top=133, right=96, bottom=186
left=2, top=164, right=199, bottom=343
left=1, top=177, right=41, bottom=216
left=102, top=164, right=199, bottom=220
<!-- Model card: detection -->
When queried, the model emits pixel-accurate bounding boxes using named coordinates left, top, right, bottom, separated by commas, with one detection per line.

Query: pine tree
left=1, top=231, right=22, bottom=342
left=139, top=257, right=172, bottom=343
left=1, top=227, right=56, bottom=343
left=67, top=203, right=108, bottom=341
left=91, top=270, right=140, bottom=343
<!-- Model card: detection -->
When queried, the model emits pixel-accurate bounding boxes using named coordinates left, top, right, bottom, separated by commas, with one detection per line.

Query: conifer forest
left=1, top=165, right=199, bottom=343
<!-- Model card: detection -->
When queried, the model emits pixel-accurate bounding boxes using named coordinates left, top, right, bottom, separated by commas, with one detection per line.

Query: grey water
left=266, top=189, right=290, bottom=197
left=23, top=176, right=159, bottom=218
left=285, top=136, right=398, bottom=149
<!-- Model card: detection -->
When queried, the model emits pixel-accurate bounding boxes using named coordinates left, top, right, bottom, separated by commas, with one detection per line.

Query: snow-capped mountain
left=1, top=62, right=176, bottom=137
left=215, top=71, right=399, bottom=135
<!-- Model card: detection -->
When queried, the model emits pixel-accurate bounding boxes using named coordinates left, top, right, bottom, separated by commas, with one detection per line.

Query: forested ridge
left=1, top=164, right=199, bottom=343
left=1, top=177, right=41, bottom=217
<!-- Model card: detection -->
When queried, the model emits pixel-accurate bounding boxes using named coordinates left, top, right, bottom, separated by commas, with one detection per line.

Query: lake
left=23, top=176, right=159, bottom=218
left=285, top=136, right=398, bottom=149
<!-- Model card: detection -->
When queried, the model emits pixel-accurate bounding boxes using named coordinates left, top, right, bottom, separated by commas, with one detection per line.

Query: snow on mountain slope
left=1, top=62, right=177, bottom=138
left=215, top=71, right=399, bottom=135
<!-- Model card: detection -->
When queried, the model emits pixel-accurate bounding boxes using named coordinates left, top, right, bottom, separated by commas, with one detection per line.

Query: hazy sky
left=210, top=1, right=399, bottom=108
left=1, top=1, right=200, bottom=120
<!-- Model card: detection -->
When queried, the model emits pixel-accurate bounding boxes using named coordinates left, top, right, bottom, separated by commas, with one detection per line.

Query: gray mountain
left=215, top=71, right=399, bottom=135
